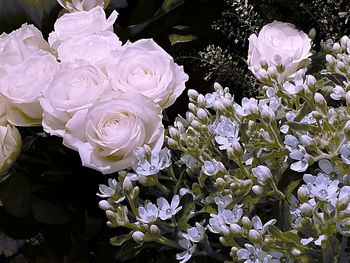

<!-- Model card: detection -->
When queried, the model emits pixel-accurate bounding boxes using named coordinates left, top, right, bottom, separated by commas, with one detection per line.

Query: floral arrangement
left=1, top=0, right=350, bottom=262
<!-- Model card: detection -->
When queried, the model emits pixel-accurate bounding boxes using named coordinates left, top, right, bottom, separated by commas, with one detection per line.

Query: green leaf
left=115, top=240, right=143, bottom=262
left=168, top=33, right=197, bottom=45
left=32, top=199, right=72, bottom=224
left=110, top=233, right=132, bottom=246
left=0, top=172, right=42, bottom=217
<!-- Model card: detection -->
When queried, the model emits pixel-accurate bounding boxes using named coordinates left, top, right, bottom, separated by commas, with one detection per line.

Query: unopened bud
left=188, top=89, right=199, bottom=99
left=252, top=185, right=264, bottom=195
left=215, top=177, right=225, bottom=187
left=230, top=224, right=242, bottom=236
left=300, top=135, right=316, bottom=148
left=197, top=94, right=206, bottom=107
left=99, top=200, right=113, bottom=211
left=168, top=127, right=179, bottom=139
left=344, top=121, right=350, bottom=139
left=123, top=177, right=133, bottom=192
left=188, top=103, right=197, bottom=113
left=346, top=91, right=350, bottom=107
left=291, top=248, right=301, bottom=256
left=241, top=216, right=252, bottom=229
left=308, top=28, right=316, bottom=40
left=219, top=236, right=228, bottom=246
left=132, top=231, right=145, bottom=244
left=297, top=185, right=309, bottom=203
left=150, top=225, right=160, bottom=235
left=248, top=229, right=262, bottom=244
left=314, top=93, right=326, bottom=107
left=197, top=108, right=208, bottom=120
left=300, top=203, right=313, bottom=216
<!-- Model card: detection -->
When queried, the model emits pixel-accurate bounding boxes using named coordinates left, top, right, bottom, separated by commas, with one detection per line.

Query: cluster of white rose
left=0, top=1, right=188, bottom=175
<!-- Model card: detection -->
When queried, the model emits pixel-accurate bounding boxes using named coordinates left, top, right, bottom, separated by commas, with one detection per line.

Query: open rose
left=57, top=0, right=110, bottom=12
left=106, top=39, right=188, bottom=109
left=40, top=62, right=111, bottom=136
left=63, top=91, right=164, bottom=174
left=0, top=124, right=21, bottom=175
left=248, top=21, right=312, bottom=80
left=0, top=24, right=50, bottom=72
left=1, top=51, right=59, bottom=126
left=57, top=31, right=121, bottom=68
left=48, top=6, right=118, bottom=50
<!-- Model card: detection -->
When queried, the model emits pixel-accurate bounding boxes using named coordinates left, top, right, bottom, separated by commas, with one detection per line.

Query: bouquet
left=0, top=0, right=350, bottom=262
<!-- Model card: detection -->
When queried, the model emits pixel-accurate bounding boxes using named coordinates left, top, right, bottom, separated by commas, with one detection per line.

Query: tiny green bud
left=149, top=225, right=160, bottom=236
left=291, top=248, right=301, bottom=256
left=344, top=120, right=350, bottom=139
left=346, top=91, right=350, bottom=107
left=219, top=236, right=228, bottom=246
left=123, top=177, right=133, bottom=193
left=308, top=28, right=316, bottom=40
left=215, top=177, right=226, bottom=187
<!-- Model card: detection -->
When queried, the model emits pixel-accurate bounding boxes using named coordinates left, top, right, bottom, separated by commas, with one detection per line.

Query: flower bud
left=215, top=178, right=226, bottom=187
left=305, top=75, right=316, bottom=86
left=188, top=103, right=197, bottom=113
left=308, top=28, right=316, bottom=40
left=188, top=89, right=199, bottom=100
left=340, top=36, right=350, bottom=47
left=197, top=109, right=208, bottom=120
left=99, top=200, right=113, bottom=211
left=132, top=231, right=145, bottom=244
left=213, top=100, right=225, bottom=111
left=219, top=236, right=228, bottom=246
left=297, top=185, right=309, bottom=203
left=300, top=203, right=313, bottom=216
left=229, top=224, right=242, bottom=236
left=166, top=138, right=178, bottom=148
left=248, top=229, right=262, bottom=244
left=252, top=165, right=272, bottom=184
left=314, top=93, right=326, bottom=108
left=333, top=43, right=341, bottom=51
left=343, top=121, right=350, bottom=139
left=291, top=248, right=301, bottom=256
left=252, top=185, right=264, bottom=195
left=241, top=216, right=252, bottom=229
left=197, top=94, right=206, bottom=107
left=300, top=135, right=316, bottom=148
left=168, top=127, right=179, bottom=139
left=325, top=54, right=336, bottom=64
left=123, top=177, right=133, bottom=193
left=256, top=69, right=268, bottom=80
left=150, top=225, right=161, bottom=235
left=0, top=125, right=21, bottom=175
left=186, top=112, right=196, bottom=123
left=346, top=91, right=350, bottom=107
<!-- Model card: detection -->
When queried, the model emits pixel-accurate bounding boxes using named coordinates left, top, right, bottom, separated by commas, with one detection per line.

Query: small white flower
left=330, top=85, right=345, bottom=100
left=252, top=165, right=272, bottom=184
left=137, top=202, right=158, bottom=224
left=234, top=98, right=259, bottom=117
left=97, top=178, right=123, bottom=199
left=179, top=154, right=200, bottom=169
left=157, top=195, right=182, bottom=220
left=218, top=204, right=243, bottom=224
left=201, top=160, right=223, bottom=176
left=209, top=116, right=240, bottom=150
left=251, top=215, right=276, bottom=235
left=133, top=147, right=172, bottom=176
left=289, top=146, right=310, bottom=172
left=176, top=239, right=197, bottom=263
left=237, top=244, right=272, bottom=263
left=181, top=223, right=206, bottom=243
left=340, top=142, right=350, bottom=164
left=207, top=215, right=229, bottom=234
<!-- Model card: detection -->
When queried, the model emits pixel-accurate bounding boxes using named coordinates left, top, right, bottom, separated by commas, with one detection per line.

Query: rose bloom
left=40, top=62, right=112, bottom=136
left=57, top=31, right=121, bottom=68
left=106, top=39, right=188, bottom=109
left=0, top=124, right=21, bottom=175
left=248, top=21, right=312, bottom=80
left=48, top=6, right=118, bottom=50
left=57, top=0, right=110, bottom=12
left=63, top=91, right=164, bottom=174
left=0, top=24, right=50, bottom=69
left=1, top=51, right=59, bottom=126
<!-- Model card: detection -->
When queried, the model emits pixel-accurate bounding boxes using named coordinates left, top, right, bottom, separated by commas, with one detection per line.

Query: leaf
left=115, top=240, right=143, bottom=262
left=168, top=33, right=197, bottom=45
left=286, top=121, right=319, bottom=133
left=0, top=172, right=42, bottom=217
left=110, top=233, right=132, bottom=246
left=32, top=200, right=72, bottom=224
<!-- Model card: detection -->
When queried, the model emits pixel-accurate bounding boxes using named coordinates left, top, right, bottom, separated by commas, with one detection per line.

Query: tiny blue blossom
left=234, top=98, right=259, bottom=117
left=137, top=202, right=159, bottom=224
left=218, top=204, right=243, bottom=224
left=289, top=146, right=310, bottom=172
left=181, top=223, right=206, bottom=243
left=340, top=142, right=350, bottom=164
left=176, top=239, right=197, bottom=263
left=157, top=195, right=182, bottom=220
left=251, top=215, right=276, bottom=235
left=209, top=116, right=240, bottom=150
left=237, top=244, right=272, bottom=263
left=97, top=178, right=121, bottom=198
left=133, top=147, right=172, bottom=176
left=207, top=215, right=229, bottom=235
left=179, top=154, right=200, bottom=169
left=201, top=160, right=224, bottom=176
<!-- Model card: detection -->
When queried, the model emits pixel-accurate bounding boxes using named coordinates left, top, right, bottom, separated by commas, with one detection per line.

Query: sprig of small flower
left=98, top=34, right=350, bottom=262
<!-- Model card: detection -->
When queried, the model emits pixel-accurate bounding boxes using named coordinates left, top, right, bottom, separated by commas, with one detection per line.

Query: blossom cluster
left=98, top=21, right=350, bottom=262
left=0, top=1, right=188, bottom=174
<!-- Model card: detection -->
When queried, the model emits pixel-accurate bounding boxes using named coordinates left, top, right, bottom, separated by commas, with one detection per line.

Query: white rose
left=49, top=6, right=118, bottom=49
left=0, top=124, right=21, bottom=175
left=63, top=91, right=164, bottom=174
left=1, top=51, right=59, bottom=126
left=106, top=39, right=188, bottom=109
left=40, top=62, right=111, bottom=136
left=58, top=0, right=110, bottom=12
left=57, top=31, right=121, bottom=67
left=0, top=24, right=50, bottom=69
left=248, top=21, right=312, bottom=79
